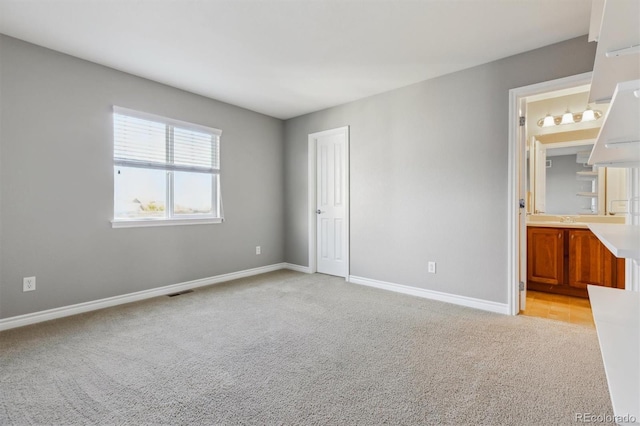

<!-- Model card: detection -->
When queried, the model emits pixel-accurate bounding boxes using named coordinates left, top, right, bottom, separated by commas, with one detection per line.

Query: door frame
left=307, top=126, right=350, bottom=278
left=507, top=72, right=593, bottom=315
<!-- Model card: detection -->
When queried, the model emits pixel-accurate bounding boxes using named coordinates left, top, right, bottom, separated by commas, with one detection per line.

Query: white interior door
left=313, top=127, right=349, bottom=277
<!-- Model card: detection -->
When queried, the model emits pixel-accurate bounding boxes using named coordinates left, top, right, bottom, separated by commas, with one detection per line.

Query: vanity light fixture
left=536, top=107, right=603, bottom=127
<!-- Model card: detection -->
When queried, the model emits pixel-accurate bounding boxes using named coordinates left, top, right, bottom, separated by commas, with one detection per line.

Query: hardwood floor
left=521, top=290, right=594, bottom=327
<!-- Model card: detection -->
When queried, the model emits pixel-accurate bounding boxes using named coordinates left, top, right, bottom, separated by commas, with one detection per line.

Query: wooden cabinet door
left=568, top=229, right=612, bottom=289
left=527, top=227, right=564, bottom=285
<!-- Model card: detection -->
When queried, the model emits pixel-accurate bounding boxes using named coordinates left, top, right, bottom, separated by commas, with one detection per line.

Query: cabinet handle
left=571, top=234, right=574, bottom=239
left=558, top=233, right=562, bottom=238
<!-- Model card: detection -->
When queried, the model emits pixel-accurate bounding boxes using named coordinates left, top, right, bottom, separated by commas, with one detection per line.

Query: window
left=112, top=106, right=222, bottom=227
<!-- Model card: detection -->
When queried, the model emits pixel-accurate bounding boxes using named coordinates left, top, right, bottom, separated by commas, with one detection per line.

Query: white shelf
left=577, top=171, right=599, bottom=178
left=577, top=192, right=598, bottom=198
left=588, top=80, right=640, bottom=167
left=587, top=285, right=639, bottom=425
left=589, top=0, right=640, bottom=103
left=588, top=223, right=640, bottom=261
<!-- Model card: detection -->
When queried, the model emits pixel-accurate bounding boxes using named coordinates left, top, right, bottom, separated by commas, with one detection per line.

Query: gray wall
left=0, top=35, right=285, bottom=319
left=0, top=34, right=598, bottom=319
left=284, top=36, right=596, bottom=304
left=546, top=154, right=591, bottom=215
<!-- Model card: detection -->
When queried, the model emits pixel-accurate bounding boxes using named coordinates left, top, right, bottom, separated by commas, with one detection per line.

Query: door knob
left=316, top=209, right=323, bottom=214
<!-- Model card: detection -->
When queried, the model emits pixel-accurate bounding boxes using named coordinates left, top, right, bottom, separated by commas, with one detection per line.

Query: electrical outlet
left=23, top=276, right=36, bottom=292
left=427, top=262, right=436, bottom=274
left=256, top=246, right=261, bottom=255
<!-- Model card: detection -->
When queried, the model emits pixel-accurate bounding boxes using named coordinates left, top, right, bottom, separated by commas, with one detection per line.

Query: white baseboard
left=0, top=263, right=289, bottom=332
left=348, top=275, right=510, bottom=315
left=0, top=265, right=507, bottom=331
left=283, top=263, right=313, bottom=274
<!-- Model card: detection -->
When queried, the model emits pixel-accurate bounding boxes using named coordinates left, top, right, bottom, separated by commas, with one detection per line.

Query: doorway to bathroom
left=508, top=72, right=627, bottom=326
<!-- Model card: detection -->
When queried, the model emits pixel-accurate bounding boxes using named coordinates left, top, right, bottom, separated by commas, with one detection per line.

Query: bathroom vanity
left=527, top=216, right=626, bottom=298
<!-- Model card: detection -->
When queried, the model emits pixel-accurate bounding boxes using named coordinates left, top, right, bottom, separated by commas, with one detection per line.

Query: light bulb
left=581, top=108, right=596, bottom=122
left=542, top=114, right=555, bottom=127
left=560, top=111, right=574, bottom=125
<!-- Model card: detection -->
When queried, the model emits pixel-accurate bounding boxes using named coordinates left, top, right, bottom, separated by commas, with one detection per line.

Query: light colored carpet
left=1, top=270, right=612, bottom=425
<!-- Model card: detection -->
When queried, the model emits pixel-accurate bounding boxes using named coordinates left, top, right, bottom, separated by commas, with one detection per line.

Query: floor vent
left=167, top=289, right=194, bottom=297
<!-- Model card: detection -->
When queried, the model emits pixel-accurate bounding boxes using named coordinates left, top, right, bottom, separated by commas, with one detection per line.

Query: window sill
left=111, top=217, right=223, bottom=228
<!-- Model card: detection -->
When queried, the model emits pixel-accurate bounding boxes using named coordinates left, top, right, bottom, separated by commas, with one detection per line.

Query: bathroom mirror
left=527, top=138, right=628, bottom=216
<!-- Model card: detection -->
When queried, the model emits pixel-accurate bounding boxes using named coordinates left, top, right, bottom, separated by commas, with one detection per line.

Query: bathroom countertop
left=526, top=214, right=625, bottom=230
left=526, top=221, right=589, bottom=229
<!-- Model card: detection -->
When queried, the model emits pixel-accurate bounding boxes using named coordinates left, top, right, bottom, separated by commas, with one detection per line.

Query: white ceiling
left=0, top=0, right=592, bottom=119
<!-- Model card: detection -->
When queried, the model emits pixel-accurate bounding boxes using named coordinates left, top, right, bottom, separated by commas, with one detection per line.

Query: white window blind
left=112, top=106, right=223, bottom=226
left=113, top=107, right=221, bottom=174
